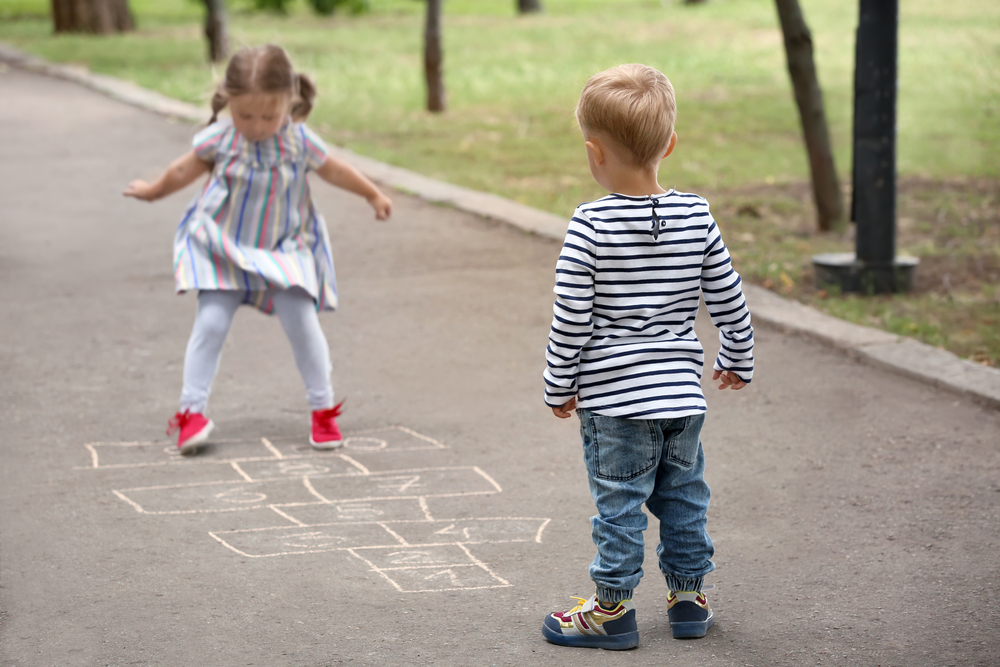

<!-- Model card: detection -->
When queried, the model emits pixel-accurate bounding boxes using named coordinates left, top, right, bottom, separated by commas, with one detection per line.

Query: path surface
left=1, top=67, right=998, bottom=667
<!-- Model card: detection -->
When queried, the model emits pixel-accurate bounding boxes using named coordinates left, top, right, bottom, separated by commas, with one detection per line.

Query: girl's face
left=229, top=93, right=290, bottom=143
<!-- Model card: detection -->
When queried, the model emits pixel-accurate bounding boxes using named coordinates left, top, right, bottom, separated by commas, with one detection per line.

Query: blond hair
left=575, top=64, right=677, bottom=168
left=209, top=44, right=316, bottom=124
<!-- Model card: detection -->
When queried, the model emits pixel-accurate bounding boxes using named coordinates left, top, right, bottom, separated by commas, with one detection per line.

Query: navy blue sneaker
left=667, top=590, right=714, bottom=638
left=542, top=595, right=639, bottom=650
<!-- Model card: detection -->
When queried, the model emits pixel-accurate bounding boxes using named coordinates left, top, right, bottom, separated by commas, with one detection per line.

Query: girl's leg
left=270, top=287, right=334, bottom=410
left=179, top=290, right=241, bottom=413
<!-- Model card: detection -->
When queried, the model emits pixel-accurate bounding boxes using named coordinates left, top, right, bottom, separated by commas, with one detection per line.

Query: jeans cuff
left=664, top=575, right=704, bottom=593
left=595, top=585, right=634, bottom=604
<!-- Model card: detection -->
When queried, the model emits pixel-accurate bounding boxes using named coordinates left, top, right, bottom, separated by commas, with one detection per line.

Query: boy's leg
left=578, top=408, right=662, bottom=604
left=179, top=290, right=241, bottom=413
left=645, top=413, right=715, bottom=638
left=646, top=414, right=714, bottom=591
left=541, top=409, right=653, bottom=650
left=270, top=287, right=334, bottom=411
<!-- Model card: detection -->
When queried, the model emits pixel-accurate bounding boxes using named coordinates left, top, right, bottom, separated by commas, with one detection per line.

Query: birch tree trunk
left=52, top=0, right=134, bottom=34
left=775, top=0, right=844, bottom=232
left=424, top=0, right=446, bottom=113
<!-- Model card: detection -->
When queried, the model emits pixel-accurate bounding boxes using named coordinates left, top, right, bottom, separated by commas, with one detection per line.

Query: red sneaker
left=167, top=410, right=214, bottom=455
left=310, top=401, right=344, bottom=450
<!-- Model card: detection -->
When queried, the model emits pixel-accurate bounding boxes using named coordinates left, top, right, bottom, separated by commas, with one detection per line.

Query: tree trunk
left=202, top=0, right=228, bottom=63
left=52, top=0, right=134, bottom=34
left=774, top=0, right=844, bottom=232
left=517, top=0, right=543, bottom=13
left=424, top=0, right=446, bottom=113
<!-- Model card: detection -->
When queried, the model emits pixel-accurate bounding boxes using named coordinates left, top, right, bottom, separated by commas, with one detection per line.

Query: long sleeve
left=543, top=209, right=597, bottom=407
left=700, top=216, right=754, bottom=383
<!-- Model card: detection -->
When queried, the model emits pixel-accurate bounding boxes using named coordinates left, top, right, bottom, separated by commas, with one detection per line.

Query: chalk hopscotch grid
left=347, top=544, right=511, bottom=594
left=111, top=465, right=504, bottom=515
left=87, top=426, right=551, bottom=594
left=209, top=516, right=552, bottom=556
left=78, top=425, right=446, bottom=470
left=209, top=516, right=551, bottom=593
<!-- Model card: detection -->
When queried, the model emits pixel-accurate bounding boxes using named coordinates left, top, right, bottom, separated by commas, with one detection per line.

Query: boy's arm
left=123, top=150, right=211, bottom=202
left=544, top=209, right=597, bottom=415
left=700, top=210, right=755, bottom=388
left=314, top=156, right=392, bottom=220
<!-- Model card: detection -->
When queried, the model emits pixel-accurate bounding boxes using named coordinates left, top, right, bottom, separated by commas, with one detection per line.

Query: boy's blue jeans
left=577, top=408, right=715, bottom=604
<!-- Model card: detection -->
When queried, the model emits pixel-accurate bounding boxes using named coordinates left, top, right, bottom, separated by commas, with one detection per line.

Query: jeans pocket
left=664, top=413, right=705, bottom=470
left=587, top=413, right=658, bottom=482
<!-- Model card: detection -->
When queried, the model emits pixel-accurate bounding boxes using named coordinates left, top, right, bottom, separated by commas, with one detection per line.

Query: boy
left=541, top=64, right=754, bottom=650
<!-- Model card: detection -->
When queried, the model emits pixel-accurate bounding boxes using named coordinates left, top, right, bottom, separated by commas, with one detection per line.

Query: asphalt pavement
left=1, top=65, right=999, bottom=667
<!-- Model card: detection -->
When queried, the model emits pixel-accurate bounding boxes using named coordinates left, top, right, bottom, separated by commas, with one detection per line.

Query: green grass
left=2, top=0, right=998, bottom=365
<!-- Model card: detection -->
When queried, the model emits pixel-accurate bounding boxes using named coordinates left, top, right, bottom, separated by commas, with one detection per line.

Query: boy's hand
left=123, top=180, right=159, bottom=202
left=552, top=397, right=577, bottom=419
left=368, top=193, right=393, bottom=220
left=713, top=370, right=746, bottom=391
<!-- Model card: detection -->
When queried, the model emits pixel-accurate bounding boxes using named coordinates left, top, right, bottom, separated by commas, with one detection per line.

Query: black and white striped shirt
left=543, top=191, right=754, bottom=419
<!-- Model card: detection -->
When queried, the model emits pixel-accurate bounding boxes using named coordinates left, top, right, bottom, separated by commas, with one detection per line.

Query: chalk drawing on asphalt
left=78, top=425, right=446, bottom=470
left=81, top=426, right=550, bottom=593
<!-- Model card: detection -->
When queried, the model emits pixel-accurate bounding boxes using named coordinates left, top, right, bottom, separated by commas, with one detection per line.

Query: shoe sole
left=309, top=437, right=344, bottom=450
left=670, top=615, right=714, bottom=639
left=178, top=420, right=214, bottom=455
left=541, top=625, right=639, bottom=650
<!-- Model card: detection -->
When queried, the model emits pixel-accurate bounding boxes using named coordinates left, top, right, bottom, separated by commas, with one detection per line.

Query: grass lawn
left=2, top=0, right=998, bottom=365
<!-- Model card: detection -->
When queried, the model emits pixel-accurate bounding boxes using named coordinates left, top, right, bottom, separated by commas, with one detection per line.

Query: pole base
left=812, top=252, right=918, bottom=294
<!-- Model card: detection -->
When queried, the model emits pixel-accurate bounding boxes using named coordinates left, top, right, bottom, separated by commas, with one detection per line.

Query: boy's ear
left=662, top=131, right=678, bottom=159
left=585, top=139, right=605, bottom=165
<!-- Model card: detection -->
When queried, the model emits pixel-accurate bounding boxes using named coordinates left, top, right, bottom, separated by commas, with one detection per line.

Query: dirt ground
left=708, top=177, right=1000, bottom=366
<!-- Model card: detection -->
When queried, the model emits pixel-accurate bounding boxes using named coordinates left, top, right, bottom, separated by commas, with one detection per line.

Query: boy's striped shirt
left=543, top=191, right=754, bottom=419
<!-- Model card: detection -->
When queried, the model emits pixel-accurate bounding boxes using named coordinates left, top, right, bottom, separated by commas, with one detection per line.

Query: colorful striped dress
left=173, top=119, right=337, bottom=314
left=543, top=191, right=755, bottom=419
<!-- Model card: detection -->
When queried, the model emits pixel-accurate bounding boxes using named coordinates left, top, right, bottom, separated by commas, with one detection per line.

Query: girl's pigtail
left=209, top=89, right=229, bottom=125
left=291, top=73, right=316, bottom=121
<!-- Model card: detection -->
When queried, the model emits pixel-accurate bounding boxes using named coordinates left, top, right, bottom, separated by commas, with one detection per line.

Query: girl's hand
left=124, top=180, right=159, bottom=202
left=712, top=369, right=746, bottom=391
left=123, top=151, right=210, bottom=203
left=368, top=193, right=393, bottom=220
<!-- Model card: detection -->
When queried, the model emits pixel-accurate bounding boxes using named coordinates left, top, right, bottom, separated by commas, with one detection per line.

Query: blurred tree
left=517, top=0, right=542, bottom=13
left=202, top=0, right=228, bottom=62
left=247, top=0, right=368, bottom=14
left=424, top=0, right=445, bottom=112
left=775, top=0, right=844, bottom=232
left=52, top=0, right=134, bottom=34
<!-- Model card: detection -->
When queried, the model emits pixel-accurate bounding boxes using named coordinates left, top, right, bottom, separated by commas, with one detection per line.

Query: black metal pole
left=853, top=0, right=897, bottom=266
left=812, top=0, right=916, bottom=294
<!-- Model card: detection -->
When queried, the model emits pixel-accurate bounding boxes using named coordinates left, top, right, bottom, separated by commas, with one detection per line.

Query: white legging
left=179, top=288, right=334, bottom=414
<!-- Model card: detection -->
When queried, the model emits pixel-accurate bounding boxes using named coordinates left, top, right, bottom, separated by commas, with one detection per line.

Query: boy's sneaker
left=310, top=401, right=344, bottom=450
left=167, top=410, right=213, bottom=455
left=667, top=590, right=714, bottom=639
left=542, top=595, right=639, bottom=650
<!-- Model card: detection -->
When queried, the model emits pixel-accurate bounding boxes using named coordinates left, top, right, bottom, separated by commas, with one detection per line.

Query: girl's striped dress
left=543, top=191, right=755, bottom=419
left=173, top=119, right=337, bottom=314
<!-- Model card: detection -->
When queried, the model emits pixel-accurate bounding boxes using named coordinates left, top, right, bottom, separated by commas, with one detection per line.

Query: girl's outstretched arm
left=314, top=156, right=392, bottom=220
left=124, top=150, right=211, bottom=202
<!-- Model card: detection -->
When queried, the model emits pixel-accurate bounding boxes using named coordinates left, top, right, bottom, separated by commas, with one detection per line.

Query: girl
left=125, top=44, right=392, bottom=455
